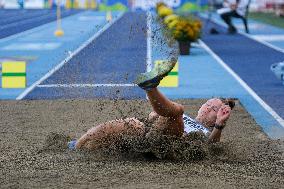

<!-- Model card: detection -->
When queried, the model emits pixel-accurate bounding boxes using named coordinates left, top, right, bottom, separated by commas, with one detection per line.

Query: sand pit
left=1, top=99, right=284, bottom=188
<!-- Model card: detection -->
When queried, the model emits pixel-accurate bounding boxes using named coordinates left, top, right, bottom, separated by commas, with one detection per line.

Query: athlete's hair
left=221, top=98, right=235, bottom=110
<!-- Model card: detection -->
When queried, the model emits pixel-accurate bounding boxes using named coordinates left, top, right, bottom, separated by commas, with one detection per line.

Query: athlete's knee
left=220, top=13, right=229, bottom=20
left=175, top=103, right=184, bottom=116
left=148, top=111, right=159, bottom=122
left=124, top=117, right=143, bottom=126
left=123, top=117, right=145, bottom=134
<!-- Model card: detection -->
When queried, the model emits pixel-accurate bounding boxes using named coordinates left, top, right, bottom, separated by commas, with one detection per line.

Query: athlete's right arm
left=208, top=105, right=231, bottom=142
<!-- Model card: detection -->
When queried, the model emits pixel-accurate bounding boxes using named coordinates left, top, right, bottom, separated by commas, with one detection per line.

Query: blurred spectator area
left=250, top=0, right=284, bottom=16
left=206, top=0, right=284, bottom=17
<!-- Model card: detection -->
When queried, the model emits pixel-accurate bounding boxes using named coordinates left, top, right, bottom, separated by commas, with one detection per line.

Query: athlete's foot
left=227, top=26, right=237, bottom=34
left=134, top=58, right=177, bottom=90
left=67, top=139, right=77, bottom=150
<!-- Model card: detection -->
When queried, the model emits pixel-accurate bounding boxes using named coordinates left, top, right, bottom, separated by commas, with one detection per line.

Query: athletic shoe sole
left=134, top=58, right=177, bottom=89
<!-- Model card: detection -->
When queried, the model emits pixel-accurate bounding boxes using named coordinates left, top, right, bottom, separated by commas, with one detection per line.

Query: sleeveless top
left=183, top=114, right=211, bottom=135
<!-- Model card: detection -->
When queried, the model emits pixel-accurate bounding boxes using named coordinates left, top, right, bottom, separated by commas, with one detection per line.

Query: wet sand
left=0, top=99, right=284, bottom=188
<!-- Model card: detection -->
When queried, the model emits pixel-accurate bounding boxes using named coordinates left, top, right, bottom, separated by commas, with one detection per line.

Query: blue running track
left=0, top=9, right=81, bottom=39
left=1, top=11, right=284, bottom=138
left=23, top=12, right=147, bottom=99
left=201, top=20, right=284, bottom=119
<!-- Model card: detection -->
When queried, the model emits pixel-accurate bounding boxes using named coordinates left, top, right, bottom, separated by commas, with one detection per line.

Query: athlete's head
left=197, top=98, right=235, bottom=127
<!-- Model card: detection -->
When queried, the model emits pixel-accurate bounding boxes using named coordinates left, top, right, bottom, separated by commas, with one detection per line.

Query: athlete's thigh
left=79, top=118, right=145, bottom=149
left=150, top=115, right=184, bottom=137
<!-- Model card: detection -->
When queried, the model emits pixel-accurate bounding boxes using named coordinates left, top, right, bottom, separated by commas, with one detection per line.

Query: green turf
left=249, top=12, right=284, bottom=29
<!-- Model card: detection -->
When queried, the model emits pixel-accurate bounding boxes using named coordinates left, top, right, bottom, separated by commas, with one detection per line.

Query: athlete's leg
left=220, top=11, right=237, bottom=33
left=75, top=118, right=145, bottom=150
left=147, top=88, right=183, bottom=117
left=146, top=88, right=184, bottom=137
left=135, top=59, right=184, bottom=137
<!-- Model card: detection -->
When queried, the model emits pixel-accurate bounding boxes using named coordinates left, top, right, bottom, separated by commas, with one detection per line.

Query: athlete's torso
left=183, top=114, right=211, bottom=135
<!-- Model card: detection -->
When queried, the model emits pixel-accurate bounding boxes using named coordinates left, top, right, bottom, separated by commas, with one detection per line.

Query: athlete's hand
left=215, top=105, right=231, bottom=126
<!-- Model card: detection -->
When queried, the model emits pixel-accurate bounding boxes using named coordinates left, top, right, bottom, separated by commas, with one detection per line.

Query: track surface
left=0, top=9, right=81, bottom=39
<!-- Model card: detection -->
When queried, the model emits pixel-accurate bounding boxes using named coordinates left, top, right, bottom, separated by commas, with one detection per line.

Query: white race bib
left=183, top=114, right=210, bottom=135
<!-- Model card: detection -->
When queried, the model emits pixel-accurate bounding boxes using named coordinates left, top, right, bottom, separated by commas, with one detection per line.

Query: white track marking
left=252, top=34, right=284, bottom=42
left=37, top=84, right=136, bottom=88
left=16, top=12, right=125, bottom=100
left=145, top=11, right=153, bottom=99
left=2, top=42, right=60, bottom=50
left=146, top=11, right=152, bottom=72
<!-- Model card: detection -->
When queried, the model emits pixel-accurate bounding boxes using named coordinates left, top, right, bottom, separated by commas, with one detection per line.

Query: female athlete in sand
left=68, top=60, right=234, bottom=150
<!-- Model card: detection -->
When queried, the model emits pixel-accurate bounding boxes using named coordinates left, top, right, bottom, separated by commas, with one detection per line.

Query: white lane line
left=199, top=39, right=284, bottom=128
left=37, top=84, right=136, bottom=88
left=146, top=11, right=152, bottom=72
left=78, top=16, right=105, bottom=21
left=2, top=42, right=61, bottom=50
left=200, top=14, right=284, bottom=54
left=252, top=35, right=284, bottom=41
left=16, top=12, right=125, bottom=100
left=145, top=11, right=153, bottom=100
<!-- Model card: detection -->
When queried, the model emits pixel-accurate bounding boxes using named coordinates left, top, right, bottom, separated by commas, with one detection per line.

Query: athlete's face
left=197, top=98, right=223, bottom=127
